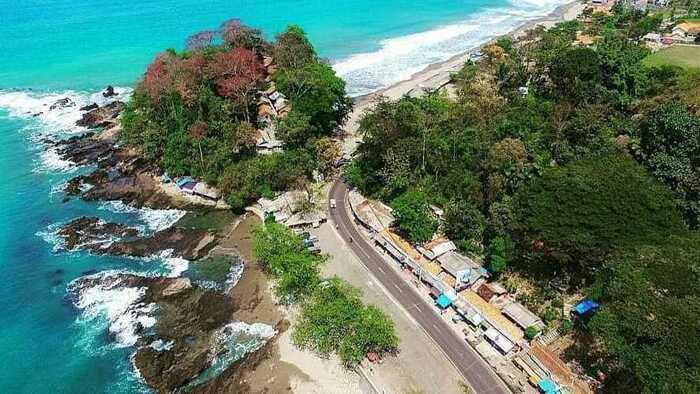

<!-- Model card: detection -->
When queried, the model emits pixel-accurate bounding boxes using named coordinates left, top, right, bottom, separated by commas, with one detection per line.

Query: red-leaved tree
left=206, top=48, right=265, bottom=120
left=185, top=30, right=216, bottom=52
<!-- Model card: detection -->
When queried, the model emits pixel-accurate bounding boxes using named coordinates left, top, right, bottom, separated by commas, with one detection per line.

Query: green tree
left=639, top=102, right=700, bottom=228
left=588, top=234, right=700, bottom=393
left=273, top=25, right=317, bottom=70
left=487, top=236, right=509, bottom=273
left=293, top=278, right=398, bottom=367
left=275, top=62, right=352, bottom=133
left=515, top=154, right=686, bottom=272
left=252, top=222, right=325, bottom=302
left=444, top=201, right=486, bottom=245
left=390, top=190, right=438, bottom=243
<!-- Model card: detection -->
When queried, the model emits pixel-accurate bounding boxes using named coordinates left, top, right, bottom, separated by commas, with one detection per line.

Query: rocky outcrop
left=79, top=103, right=99, bottom=111
left=76, top=101, right=125, bottom=128
left=57, top=216, right=215, bottom=260
left=57, top=217, right=138, bottom=250
left=49, top=97, right=75, bottom=110
left=69, top=272, right=239, bottom=393
left=57, top=133, right=179, bottom=209
left=102, top=85, right=118, bottom=98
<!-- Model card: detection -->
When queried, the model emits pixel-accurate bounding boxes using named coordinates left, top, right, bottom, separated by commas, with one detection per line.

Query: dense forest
left=121, top=20, right=351, bottom=210
left=346, top=6, right=699, bottom=392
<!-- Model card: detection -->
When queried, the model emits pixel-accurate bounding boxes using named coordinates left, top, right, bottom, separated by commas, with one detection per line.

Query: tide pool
left=0, top=0, right=569, bottom=392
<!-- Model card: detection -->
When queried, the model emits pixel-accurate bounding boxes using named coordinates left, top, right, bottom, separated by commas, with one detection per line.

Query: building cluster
left=248, top=189, right=327, bottom=229
left=255, top=56, right=289, bottom=154
left=348, top=190, right=595, bottom=393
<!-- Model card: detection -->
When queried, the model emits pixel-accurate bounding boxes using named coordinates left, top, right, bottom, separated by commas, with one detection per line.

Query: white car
left=329, top=199, right=337, bottom=209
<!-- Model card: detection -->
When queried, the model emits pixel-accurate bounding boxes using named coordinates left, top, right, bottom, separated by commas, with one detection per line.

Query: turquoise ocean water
left=0, top=0, right=568, bottom=392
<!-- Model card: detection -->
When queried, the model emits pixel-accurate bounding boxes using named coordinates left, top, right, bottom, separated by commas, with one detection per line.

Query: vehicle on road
left=329, top=198, right=337, bottom=209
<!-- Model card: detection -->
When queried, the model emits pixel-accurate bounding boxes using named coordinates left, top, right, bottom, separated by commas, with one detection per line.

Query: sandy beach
left=344, top=0, right=585, bottom=140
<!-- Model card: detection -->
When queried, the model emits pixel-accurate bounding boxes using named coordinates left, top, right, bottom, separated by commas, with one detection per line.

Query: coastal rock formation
left=53, top=132, right=113, bottom=166
left=57, top=216, right=216, bottom=260
left=49, top=97, right=75, bottom=110
left=68, top=270, right=278, bottom=394
left=79, top=103, right=99, bottom=111
left=56, top=133, right=179, bottom=209
left=57, top=217, right=139, bottom=250
left=76, top=101, right=125, bottom=128
left=69, top=272, right=237, bottom=393
left=102, top=85, right=118, bottom=98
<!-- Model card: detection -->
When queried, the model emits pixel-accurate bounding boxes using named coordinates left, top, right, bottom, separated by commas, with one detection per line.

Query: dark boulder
left=79, top=103, right=99, bottom=111
left=76, top=101, right=125, bottom=128
left=102, top=85, right=118, bottom=98
left=49, top=97, right=75, bottom=111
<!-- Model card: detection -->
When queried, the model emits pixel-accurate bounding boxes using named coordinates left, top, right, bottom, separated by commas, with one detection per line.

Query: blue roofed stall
left=436, top=294, right=452, bottom=309
left=537, top=378, right=558, bottom=394
left=573, top=300, right=600, bottom=316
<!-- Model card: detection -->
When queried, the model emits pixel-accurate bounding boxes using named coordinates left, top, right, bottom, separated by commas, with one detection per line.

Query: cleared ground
left=644, top=45, right=700, bottom=69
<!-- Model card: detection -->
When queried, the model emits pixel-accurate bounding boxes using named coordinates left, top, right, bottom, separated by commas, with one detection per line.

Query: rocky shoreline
left=44, top=92, right=289, bottom=393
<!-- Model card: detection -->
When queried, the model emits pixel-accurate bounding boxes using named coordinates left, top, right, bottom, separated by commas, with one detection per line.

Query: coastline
left=345, top=0, right=585, bottom=134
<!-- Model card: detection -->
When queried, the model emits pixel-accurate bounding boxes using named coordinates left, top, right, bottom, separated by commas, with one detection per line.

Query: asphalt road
left=329, top=181, right=510, bottom=394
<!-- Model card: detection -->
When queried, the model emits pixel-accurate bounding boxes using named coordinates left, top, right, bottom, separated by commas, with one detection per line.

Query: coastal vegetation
left=253, top=223, right=399, bottom=367
left=346, top=5, right=700, bottom=392
left=121, top=20, right=350, bottom=211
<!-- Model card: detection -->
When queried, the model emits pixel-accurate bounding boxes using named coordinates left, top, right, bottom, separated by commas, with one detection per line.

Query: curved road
left=329, top=181, right=510, bottom=394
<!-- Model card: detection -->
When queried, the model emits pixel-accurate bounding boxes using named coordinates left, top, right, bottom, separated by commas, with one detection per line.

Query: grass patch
left=643, top=46, right=700, bottom=69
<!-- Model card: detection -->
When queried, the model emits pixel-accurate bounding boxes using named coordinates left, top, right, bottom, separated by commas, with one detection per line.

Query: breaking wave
left=68, top=271, right=156, bottom=348
left=333, top=0, right=571, bottom=96
left=99, top=200, right=186, bottom=234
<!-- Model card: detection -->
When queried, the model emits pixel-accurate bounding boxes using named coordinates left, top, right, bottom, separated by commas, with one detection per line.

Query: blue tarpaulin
left=177, top=177, right=195, bottom=188
left=436, top=294, right=452, bottom=309
left=574, top=300, right=600, bottom=315
left=538, top=378, right=557, bottom=394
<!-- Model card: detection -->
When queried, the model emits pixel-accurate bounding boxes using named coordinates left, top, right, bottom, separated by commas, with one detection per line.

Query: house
left=671, top=22, right=700, bottom=42
left=418, top=238, right=456, bottom=260
left=348, top=190, right=395, bottom=233
left=642, top=32, right=661, bottom=43
left=255, top=125, right=283, bottom=154
left=502, top=301, right=545, bottom=331
left=436, top=250, right=487, bottom=290
left=460, top=290, right=524, bottom=348
left=477, top=282, right=508, bottom=302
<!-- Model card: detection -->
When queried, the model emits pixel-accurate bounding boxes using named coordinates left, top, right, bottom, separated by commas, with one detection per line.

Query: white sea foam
left=70, top=271, right=156, bottom=348
left=0, top=87, right=131, bottom=136
left=163, top=256, right=190, bottom=278
left=333, top=0, right=571, bottom=96
left=148, top=339, right=175, bottom=352
left=0, top=87, right=131, bottom=174
left=38, top=146, right=79, bottom=173
left=225, top=261, right=245, bottom=290
left=99, top=201, right=186, bottom=233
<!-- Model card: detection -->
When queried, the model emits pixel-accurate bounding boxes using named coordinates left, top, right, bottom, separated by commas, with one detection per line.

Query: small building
left=437, top=250, right=486, bottom=290
left=502, top=302, right=545, bottom=331
left=255, top=126, right=283, bottom=154
left=671, top=22, right=700, bottom=42
left=418, top=238, right=456, bottom=260
left=348, top=190, right=395, bottom=233
left=642, top=32, right=661, bottom=43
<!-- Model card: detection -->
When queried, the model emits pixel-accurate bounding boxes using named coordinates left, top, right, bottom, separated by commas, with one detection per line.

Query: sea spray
left=68, top=271, right=156, bottom=348
left=99, top=200, right=187, bottom=234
